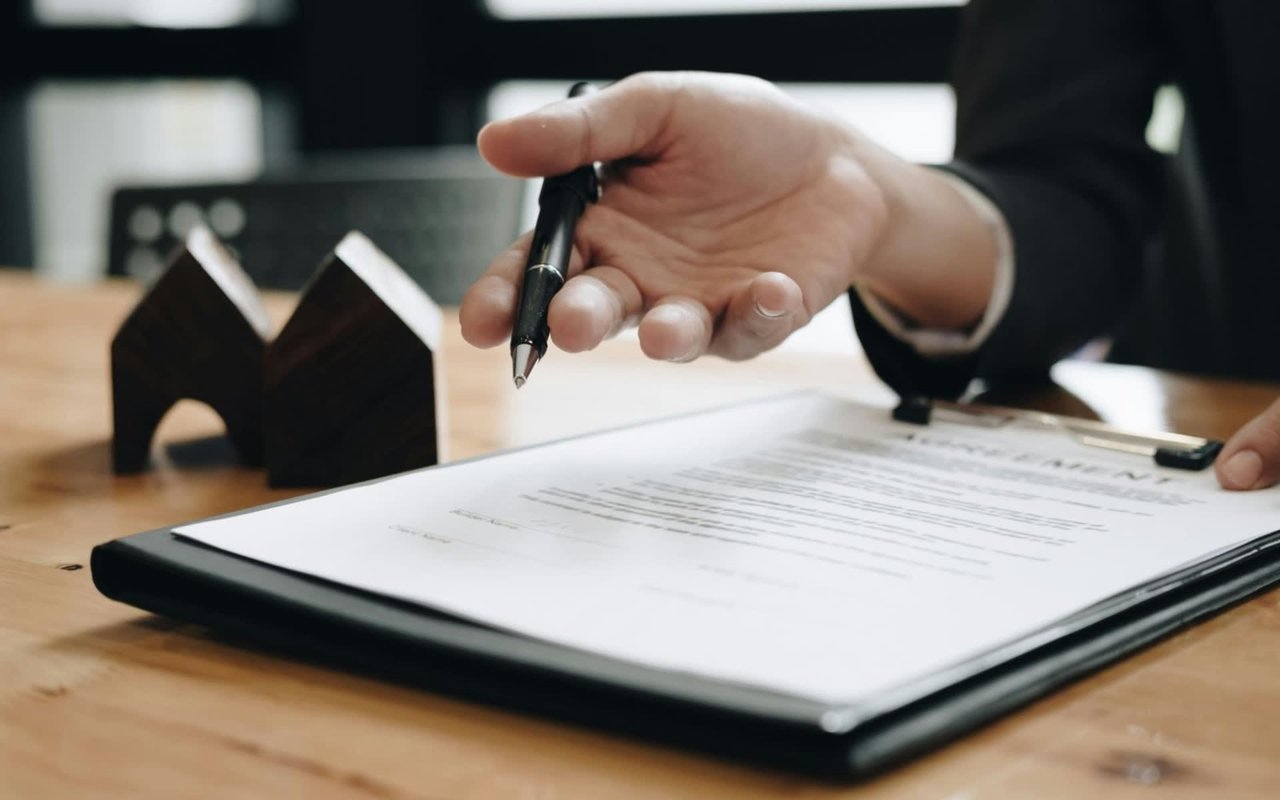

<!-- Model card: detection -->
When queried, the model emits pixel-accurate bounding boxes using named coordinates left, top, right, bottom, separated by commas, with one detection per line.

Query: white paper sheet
left=177, top=393, right=1280, bottom=706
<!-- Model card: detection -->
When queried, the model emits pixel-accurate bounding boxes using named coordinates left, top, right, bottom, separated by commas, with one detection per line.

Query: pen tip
left=512, top=343, right=537, bottom=389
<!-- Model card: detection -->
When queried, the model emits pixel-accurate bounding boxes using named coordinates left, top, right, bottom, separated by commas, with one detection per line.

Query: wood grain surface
left=2, top=269, right=1278, bottom=799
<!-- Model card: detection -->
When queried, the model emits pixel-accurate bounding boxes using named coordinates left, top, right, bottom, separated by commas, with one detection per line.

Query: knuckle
left=714, top=320, right=782, bottom=362
left=575, top=101, right=597, bottom=164
left=715, top=338, right=764, bottom=362
left=630, top=71, right=673, bottom=92
left=741, top=313, right=780, bottom=342
left=626, top=72, right=684, bottom=112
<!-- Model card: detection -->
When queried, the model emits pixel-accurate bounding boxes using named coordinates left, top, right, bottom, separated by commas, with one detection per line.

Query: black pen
left=510, top=81, right=600, bottom=388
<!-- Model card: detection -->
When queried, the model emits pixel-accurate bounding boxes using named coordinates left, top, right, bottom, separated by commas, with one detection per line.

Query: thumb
left=1215, top=397, right=1280, bottom=490
left=477, top=73, right=678, bottom=177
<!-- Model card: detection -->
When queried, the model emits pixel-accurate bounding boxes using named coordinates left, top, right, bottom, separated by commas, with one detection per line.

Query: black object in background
left=107, top=148, right=525, bottom=304
left=0, top=1, right=961, bottom=271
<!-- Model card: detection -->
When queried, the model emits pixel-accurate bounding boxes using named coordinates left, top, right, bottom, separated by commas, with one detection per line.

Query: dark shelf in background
left=2, top=4, right=959, bottom=85
left=0, top=0, right=961, bottom=270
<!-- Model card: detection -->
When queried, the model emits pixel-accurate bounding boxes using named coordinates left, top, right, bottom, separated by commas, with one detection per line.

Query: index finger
left=477, top=72, right=683, bottom=178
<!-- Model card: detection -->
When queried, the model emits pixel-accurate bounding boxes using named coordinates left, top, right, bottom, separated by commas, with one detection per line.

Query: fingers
left=637, top=297, right=715, bottom=362
left=462, top=232, right=808, bottom=362
left=459, top=231, right=584, bottom=348
left=459, top=232, right=530, bottom=348
left=548, top=266, right=643, bottom=353
left=477, top=73, right=680, bottom=177
left=549, top=273, right=804, bottom=361
left=1215, top=397, right=1280, bottom=490
left=709, top=272, right=806, bottom=361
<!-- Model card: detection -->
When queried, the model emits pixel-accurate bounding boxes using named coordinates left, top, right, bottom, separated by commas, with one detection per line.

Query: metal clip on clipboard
left=891, top=396, right=1224, bottom=471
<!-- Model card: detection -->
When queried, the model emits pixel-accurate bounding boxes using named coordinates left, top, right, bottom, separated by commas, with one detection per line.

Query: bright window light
left=28, top=80, right=264, bottom=281
left=486, top=0, right=960, bottom=19
left=33, top=0, right=288, bottom=27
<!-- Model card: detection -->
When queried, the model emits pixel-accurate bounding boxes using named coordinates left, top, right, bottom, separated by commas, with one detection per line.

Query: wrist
left=843, top=139, right=998, bottom=330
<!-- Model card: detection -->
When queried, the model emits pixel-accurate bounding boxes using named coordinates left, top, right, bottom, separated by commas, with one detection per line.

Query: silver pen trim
left=526, top=263, right=566, bottom=281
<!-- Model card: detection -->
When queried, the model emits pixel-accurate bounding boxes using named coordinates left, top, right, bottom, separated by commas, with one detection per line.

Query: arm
left=853, top=0, right=1169, bottom=397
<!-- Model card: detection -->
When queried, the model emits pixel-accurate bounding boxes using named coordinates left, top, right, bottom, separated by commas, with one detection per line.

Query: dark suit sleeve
left=852, top=0, right=1169, bottom=398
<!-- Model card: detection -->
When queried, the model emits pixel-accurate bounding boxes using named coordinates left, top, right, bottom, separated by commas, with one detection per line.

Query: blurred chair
left=106, top=146, right=525, bottom=304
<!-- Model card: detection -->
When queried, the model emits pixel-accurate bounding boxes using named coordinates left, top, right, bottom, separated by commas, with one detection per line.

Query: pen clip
left=891, top=396, right=1223, bottom=471
left=566, top=81, right=603, bottom=203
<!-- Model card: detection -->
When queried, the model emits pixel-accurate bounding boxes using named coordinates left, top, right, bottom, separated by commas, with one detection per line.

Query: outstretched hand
left=460, top=72, right=892, bottom=362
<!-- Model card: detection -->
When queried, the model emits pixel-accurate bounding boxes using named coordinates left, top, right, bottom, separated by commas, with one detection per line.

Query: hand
left=1215, top=398, right=1280, bottom=490
left=460, top=72, right=996, bottom=362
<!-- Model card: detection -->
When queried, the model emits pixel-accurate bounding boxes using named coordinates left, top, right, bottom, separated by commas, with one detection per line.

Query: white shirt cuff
left=856, top=171, right=1014, bottom=358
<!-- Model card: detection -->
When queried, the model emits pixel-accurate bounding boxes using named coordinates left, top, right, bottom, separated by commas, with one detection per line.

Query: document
left=177, top=393, right=1280, bottom=709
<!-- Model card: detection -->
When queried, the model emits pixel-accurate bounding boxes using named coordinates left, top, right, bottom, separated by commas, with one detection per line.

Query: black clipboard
left=891, top=396, right=1225, bottom=471
left=90, top=416, right=1280, bottom=781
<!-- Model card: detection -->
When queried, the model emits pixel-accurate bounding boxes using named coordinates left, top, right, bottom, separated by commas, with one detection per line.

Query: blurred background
left=0, top=0, right=972, bottom=300
left=0, top=0, right=1189, bottom=294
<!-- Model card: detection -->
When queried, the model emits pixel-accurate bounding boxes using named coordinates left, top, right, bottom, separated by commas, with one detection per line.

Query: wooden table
left=3, top=269, right=1278, bottom=799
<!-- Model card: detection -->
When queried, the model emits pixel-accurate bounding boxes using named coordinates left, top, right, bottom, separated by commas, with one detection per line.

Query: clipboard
left=891, top=396, right=1224, bottom=471
left=90, top=394, right=1280, bottom=780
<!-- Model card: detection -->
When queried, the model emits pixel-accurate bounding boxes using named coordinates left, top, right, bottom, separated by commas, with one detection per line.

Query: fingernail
left=754, top=300, right=787, bottom=319
left=1222, top=450, right=1263, bottom=489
